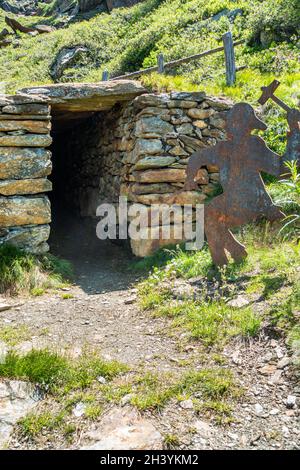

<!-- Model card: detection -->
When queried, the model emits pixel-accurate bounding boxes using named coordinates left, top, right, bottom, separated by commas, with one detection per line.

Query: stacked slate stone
left=120, top=92, right=231, bottom=256
left=0, top=94, right=52, bottom=254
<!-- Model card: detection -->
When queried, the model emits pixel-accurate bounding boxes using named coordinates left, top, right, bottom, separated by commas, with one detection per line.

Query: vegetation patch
left=137, top=229, right=299, bottom=348
left=102, top=367, right=240, bottom=419
left=156, top=301, right=261, bottom=346
left=19, top=410, right=66, bottom=438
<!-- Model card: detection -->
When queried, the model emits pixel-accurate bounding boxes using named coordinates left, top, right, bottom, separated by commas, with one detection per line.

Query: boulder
left=0, top=196, right=51, bottom=227
left=50, top=45, right=89, bottom=80
left=0, top=134, right=52, bottom=147
left=0, top=147, right=51, bottom=179
left=133, top=93, right=169, bottom=109
left=0, top=380, right=40, bottom=449
left=81, top=407, right=162, bottom=450
left=0, top=224, right=50, bottom=253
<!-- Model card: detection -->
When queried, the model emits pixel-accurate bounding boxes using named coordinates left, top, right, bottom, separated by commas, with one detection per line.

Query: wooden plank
left=112, top=39, right=244, bottom=80
left=222, top=31, right=236, bottom=85
left=102, top=70, right=109, bottom=81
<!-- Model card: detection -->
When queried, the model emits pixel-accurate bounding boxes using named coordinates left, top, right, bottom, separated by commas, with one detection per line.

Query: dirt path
left=1, top=217, right=299, bottom=450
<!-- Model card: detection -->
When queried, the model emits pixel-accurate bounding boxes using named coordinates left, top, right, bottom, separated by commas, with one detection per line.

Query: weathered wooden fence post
left=222, top=31, right=236, bottom=86
left=157, top=54, right=164, bottom=74
left=102, top=70, right=109, bottom=81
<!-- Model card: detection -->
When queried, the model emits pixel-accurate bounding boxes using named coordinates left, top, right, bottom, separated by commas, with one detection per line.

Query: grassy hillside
left=0, top=0, right=299, bottom=153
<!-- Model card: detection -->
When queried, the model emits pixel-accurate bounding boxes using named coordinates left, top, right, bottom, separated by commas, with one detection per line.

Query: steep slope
left=0, top=0, right=298, bottom=89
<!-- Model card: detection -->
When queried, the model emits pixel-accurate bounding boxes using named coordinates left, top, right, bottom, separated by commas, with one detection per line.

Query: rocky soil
left=0, top=216, right=299, bottom=450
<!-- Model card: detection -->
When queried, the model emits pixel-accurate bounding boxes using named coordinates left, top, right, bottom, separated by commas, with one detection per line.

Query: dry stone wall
left=0, top=89, right=231, bottom=257
left=0, top=94, right=52, bottom=254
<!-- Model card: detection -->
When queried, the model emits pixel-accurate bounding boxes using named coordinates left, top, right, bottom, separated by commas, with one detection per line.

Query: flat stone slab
left=18, top=81, right=146, bottom=113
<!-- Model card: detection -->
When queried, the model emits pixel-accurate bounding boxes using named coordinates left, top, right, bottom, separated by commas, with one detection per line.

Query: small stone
left=81, top=407, right=162, bottom=450
left=180, top=399, right=194, bottom=409
left=263, top=351, right=274, bottom=362
left=282, top=425, right=290, bottom=437
left=259, top=364, right=277, bottom=375
left=269, top=370, right=283, bottom=384
left=121, top=394, right=133, bottom=406
left=193, top=120, right=207, bottom=129
left=285, top=395, right=296, bottom=409
left=192, top=420, right=212, bottom=437
left=187, top=108, right=214, bottom=119
left=277, top=357, right=290, bottom=369
left=176, top=123, right=194, bottom=135
left=228, top=432, right=239, bottom=440
left=124, top=297, right=136, bottom=305
left=254, top=403, right=264, bottom=416
left=275, top=347, right=284, bottom=359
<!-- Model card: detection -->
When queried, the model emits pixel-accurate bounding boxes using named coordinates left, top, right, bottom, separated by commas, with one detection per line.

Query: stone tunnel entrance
left=0, top=81, right=230, bottom=260
left=48, top=106, right=128, bottom=261
left=31, top=81, right=146, bottom=262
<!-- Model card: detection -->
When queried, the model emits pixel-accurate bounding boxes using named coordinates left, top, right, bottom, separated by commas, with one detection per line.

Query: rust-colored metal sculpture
left=184, top=102, right=288, bottom=266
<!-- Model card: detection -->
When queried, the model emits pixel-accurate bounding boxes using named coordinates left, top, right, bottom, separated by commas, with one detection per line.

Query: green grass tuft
left=0, top=348, right=128, bottom=394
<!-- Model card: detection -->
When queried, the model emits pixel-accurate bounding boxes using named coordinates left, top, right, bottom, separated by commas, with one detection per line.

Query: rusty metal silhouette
left=184, top=102, right=288, bottom=266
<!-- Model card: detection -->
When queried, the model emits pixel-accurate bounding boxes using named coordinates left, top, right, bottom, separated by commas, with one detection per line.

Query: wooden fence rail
left=102, top=32, right=244, bottom=85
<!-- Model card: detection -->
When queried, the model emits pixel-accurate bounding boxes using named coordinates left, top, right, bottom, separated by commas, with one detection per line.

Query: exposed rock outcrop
left=50, top=45, right=89, bottom=81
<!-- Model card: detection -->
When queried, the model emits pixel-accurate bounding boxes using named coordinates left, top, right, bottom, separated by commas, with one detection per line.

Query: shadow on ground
left=49, top=210, right=139, bottom=294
